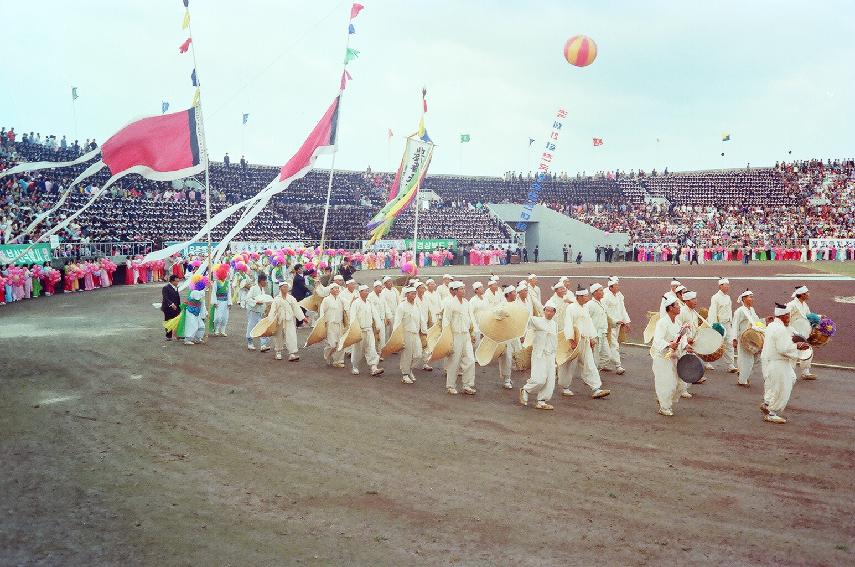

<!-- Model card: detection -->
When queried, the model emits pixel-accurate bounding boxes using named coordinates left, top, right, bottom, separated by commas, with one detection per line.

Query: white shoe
left=463, top=387, right=476, bottom=395
left=519, top=388, right=528, bottom=406
left=658, top=408, right=674, bottom=417
left=704, top=363, right=714, bottom=370
left=680, top=392, right=693, bottom=399
left=447, top=387, right=459, bottom=395
left=275, top=352, right=283, bottom=360
left=764, top=413, right=786, bottom=424
left=183, top=340, right=195, bottom=346
left=503, top=381, right=513, bottom=390
left=351, top=368, right=360, bottom=375
left=259, top=345, right=271, bottom=352
left=247, top=344, right=256, bottom=351
left=370, top=367, right=385, bottom=376
left=561, top=388, right=574, bottom=397
left=592, top=389, right=611, bottom=399
left=401, top=375, right=414, bottom=384
left=616, top=366, right=626, bottom=375
left=221, top=332, right=228, bottom=337
left=535, top=401, right=554, bottom=410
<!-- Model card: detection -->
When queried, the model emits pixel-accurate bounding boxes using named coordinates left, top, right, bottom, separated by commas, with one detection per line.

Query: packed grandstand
left=1, top=126, right=853, bottom=254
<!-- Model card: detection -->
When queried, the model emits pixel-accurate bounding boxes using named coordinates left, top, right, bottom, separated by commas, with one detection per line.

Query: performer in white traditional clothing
left=349, top=285, right=384, bottom=376
left=516, top=282, right=542, bottom=317
left=485, top=276, right=502, bottom=307
left=675, top=290, right=702, bottom=390
left=602, top=276, right=629, bottom=374
left=270, top=281, right=306, bottom=361
left=212, top=276, right=232, bottom=336
left=519, top=300, right=558, bottom=410
left=394, top=287, right=427, bottom=384
left=340, top=279, right=357, bottom=307
left=368, top=280, right=391, bottom=358
left=707, top=277, right=738, bottom=373
left=245, top=273, right=271, bottom=352
left=786, top=285, right=817, bottom=380
left=381, top=275, right=400, bottom=341
left=320, top=283, right=346, bottom=367
left=436, top=274, right=453, bottom=303
left=468, top=282, right=489, bottom=340
left=443, top=281, right=477, bottom=395
left=587, top=283, right=621, bottom=374
left=659, top=278, right=682, bottom=317
left=497, top=286, right=522, bottom=389
left=560, top=285, right=611, bottom=399
left=182, top=287, right=207, bottom=345
left=761, top=303, right=811, bottom=423
left=651, top=295, right=691, bottom=416
left=554, top=283, right=576, bottom=393
left=733, top=289, right=762, bottom=387
left=424, top=279, right=443, bottom=330
left=527, top=274, right=542, bottom=306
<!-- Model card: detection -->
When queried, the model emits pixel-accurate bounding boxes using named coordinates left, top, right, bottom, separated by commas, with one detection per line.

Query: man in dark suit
left=161, top=275, right=181, bottom=341
left=338, top=257, right=356, bottom=282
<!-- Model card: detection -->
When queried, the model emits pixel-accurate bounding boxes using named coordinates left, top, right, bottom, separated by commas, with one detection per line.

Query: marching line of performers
left=160, top=268, right=835, bottom=424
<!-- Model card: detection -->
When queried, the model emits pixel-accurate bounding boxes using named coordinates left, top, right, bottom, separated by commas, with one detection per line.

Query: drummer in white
left=786, top=285, right=817, bottom=380
left=675, top=290, right=703, bottom=391
left=707, top=277, right=739, bottom=374
left=602, top=277, right=629, bottom=375
left=560, top=285, right=611, bottom=399
left=761, top=303, right=812, bottom=424
left=651, top=295, right=692, bottom=416
left=733, top=289, right=762, bottom=387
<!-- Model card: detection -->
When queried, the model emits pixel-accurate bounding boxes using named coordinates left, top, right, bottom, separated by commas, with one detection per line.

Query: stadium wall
left=487, top=203, right=629, bottom=262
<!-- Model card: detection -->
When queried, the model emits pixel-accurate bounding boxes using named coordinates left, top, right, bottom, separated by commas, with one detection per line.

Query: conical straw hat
left=337, top=318, right=363, bottom=351
left=477, top=302, right=529, bottom=343
left=304, top=314, right=328, bottom=347
left=380, top=324, right=405, bottom=357
left=428, top=324, right=453, bottom=362
left=475, top=335, right=506, bottom=366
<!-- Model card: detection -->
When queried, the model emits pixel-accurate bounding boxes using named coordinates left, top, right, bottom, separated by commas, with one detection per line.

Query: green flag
left=344, top=48, right=360, bottom=64
left=460, top=134, right=470, bottom=143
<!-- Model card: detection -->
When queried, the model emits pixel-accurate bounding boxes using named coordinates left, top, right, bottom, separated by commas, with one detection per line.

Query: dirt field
left=2, top=262, right=854, bottom=566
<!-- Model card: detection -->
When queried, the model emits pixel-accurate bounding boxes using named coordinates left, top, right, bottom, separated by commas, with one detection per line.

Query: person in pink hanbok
left=83, top=262, right=95, bottom=291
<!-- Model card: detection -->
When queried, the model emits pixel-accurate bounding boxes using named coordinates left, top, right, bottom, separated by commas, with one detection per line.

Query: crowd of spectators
left=2, top=125, right=853, bottom=251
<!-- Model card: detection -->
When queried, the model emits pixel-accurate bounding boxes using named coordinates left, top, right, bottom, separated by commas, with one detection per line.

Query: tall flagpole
left=184, top=3, right=215, bottom=340
left=411, top=87, right=427, bottom=266
left=319, top=8, right=356, bottom=259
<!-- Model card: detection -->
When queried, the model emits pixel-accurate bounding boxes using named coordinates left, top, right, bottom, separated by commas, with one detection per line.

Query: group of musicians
left=652, top=277, right=818, bottom=423
left=238, top=269, right=821, bottom=424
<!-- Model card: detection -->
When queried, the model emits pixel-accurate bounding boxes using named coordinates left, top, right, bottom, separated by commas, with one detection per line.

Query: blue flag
left=191, top=69, right=198, bottom=86
left=348, top=23, right=355, bottom=34
left=162, top=101, right=170, bottom=114
left=242, top=113, right=249, bottom=125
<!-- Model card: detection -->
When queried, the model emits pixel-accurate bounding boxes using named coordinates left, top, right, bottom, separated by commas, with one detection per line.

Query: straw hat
left=477, top=302, right=530, bottom=343
left=428, top=325, right=453, bottom=362
left=556, top=327, right=581, bottom=365
left=304, top=314, right=328, bottom=347
left=380, top=324, right=405, bottom=357
left=298, top=291, right=322, bottom=312
left=250, top=315, right=279, bottom=338
left=475, top=335, right=507, bottom=366
left=337, top=318, right=363, bottom=350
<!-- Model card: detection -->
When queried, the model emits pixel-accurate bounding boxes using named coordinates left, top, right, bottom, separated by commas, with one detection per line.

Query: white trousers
left=594, top=332, right=620, bottom=369
left=712, top=323, right=735, bottom=368
left=446, top=333, right=475, bottom=389
left=213, top=300, right=229, bottom=331
left=653, top=357, right=681, bottom=412
left=183, top=312, right=205, bottom=342
left=524, top=352, right=556, bottom=401
left=737, top=345, right=760, bottom=385
left=272, top=319, right=298, bottom=355
left=498, top=338, right=520, bottom=383
left=559, top=338, right=602, bottom=392
left=400, top=331, right=423, bottom=376
left=325, top=321, right=345, bottom=364
left=246, top=310, right=269, bottom=347
left=763, top=359, right=797, bottom=413
left=797, top=354, right=813, bottom=376
left=608, top=326, right=623, bottom=366
left=352, top=329, right=379, bottom=371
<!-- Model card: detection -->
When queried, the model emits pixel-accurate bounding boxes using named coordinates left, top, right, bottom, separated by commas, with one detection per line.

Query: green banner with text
left=0, top=243, right=53, bottom=265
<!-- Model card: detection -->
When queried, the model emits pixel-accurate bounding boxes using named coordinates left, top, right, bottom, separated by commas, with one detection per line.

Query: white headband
left=472, top=282, right=484, bottom=290
left=551, top=283, right=564, bottom=291
left=358, top=284, right=369, bottom=291
left=516, top=283, right=527, bottom=293
left=718, top=278, right=730, bottom=285
left=503, top=286, right=516, bottom=295
left=792, top=285, right=808, bottom=297
left=382, top=275, right=392, bottom=282
left=449, top=281, right=464, bottom=290
left=682, top=291, right=697, bottom=301
left=738, top=290, right=753, bottom=303
left=589, top=283, right=603, bottom=293
left=774, top=303, right=790, bottom=316
left=663, top=295, right=678, bottom=308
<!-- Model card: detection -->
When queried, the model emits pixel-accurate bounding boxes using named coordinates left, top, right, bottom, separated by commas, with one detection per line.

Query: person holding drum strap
left=659, top=279, right=683, bottom=318
left=651, top=295, right=692, bottom=417
left=675, top=290, right=703, bottom=391
left=707, top=277, right=739, bottom=374
left=786, top=285, right=818, bottom=380
left=603, top=276, right=629, bottom=375
left=733, top=289, right=762, bottom=387
left=761, top=303, right=812, bottom=424
left=559, top=285, right=611, bottom=399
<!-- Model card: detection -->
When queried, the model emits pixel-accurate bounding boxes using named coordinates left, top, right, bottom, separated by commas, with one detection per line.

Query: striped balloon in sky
left=563, top=35, right=597, bottom=67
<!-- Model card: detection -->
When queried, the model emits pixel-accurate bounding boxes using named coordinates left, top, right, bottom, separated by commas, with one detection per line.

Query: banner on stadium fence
left=229, top=241, right=305, bottom=253
left=808, top=238, right=855, bottom=249
left=632, top=242, right=679, bottom=249
left=405, top=238, right=457, bottom=252
left=0, top=243, right=53, bottom=265
left=163, top=241, right=220, bottom=256
left=362, top=239, right=406, bottom=251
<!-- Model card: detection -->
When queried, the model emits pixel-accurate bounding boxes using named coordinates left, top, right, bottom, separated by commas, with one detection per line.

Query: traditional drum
left=807, top=316, right=835, bottom=347
left=791, top=318, right=811, bottom=342
left=796, top=344, right=814, bottom=361
left=304, top=314, right=328, bottom=347
left=677, top=353, right=705, bottom=383
left=739, top=327, right=765, bottom=354
left=643, top=311, right=660, bottom=344
left=693, top=327, right=725, bottom=362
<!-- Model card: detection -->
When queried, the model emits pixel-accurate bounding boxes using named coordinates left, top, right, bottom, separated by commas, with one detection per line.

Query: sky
left=2, top=0, right=854, bottom=177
